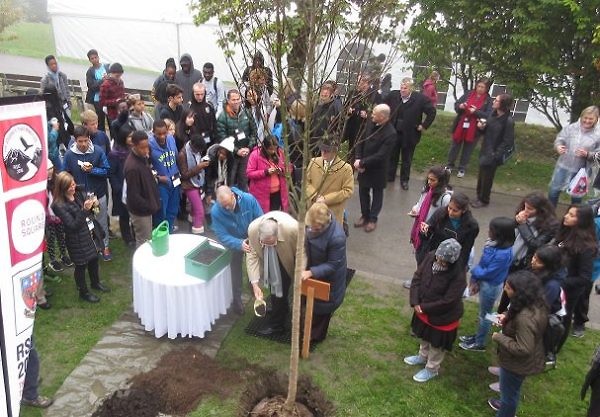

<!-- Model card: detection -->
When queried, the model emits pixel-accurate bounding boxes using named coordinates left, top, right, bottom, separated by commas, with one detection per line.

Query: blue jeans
left=548, top=166, right=583, bottom=207
left=156, top=184, right=181, bottom=233
left=23, top=344, right=39, bottom=401
left=475, top=281, right=503, bottom=346
left=497, top=367, right=525, bottom=417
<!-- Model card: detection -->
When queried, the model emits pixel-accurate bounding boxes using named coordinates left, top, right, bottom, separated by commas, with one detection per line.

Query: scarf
left=452, top=91, right=487, bottom=144
left=184, top=142, right=205, bottom=188
left=217, top=159, right=228, bottom=187
left=416, top=311, right=460, bottom=331
left=410, top=188, right=434, bottom=250
left=431, top=259, right=449, bottom=274
left=512, top=217, right=538, bottom=264
left=263, top=245, right=283, bottom=297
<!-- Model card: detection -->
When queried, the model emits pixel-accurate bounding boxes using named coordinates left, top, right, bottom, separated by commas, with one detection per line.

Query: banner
left=0, top=97, right=47, bottom=417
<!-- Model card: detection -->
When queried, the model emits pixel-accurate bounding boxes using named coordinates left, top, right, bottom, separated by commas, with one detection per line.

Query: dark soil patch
left=238, top=369, right=335, bottom=417
left=93, top=347, right=242, bottom=417
left=91, top=388, right=161, bottom=417
left=191, top=247, right=224, bottom=264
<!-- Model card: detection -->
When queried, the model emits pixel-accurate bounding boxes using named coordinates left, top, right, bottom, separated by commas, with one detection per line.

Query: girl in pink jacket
left=246, top=135, right=290, bottom=213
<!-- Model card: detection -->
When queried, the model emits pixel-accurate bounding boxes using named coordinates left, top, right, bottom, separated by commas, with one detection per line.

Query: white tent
left=47, top=0, right=237, bottom=81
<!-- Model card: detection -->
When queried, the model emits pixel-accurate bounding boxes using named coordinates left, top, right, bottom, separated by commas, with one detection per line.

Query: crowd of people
left=30, top=50, right=600, bottom=416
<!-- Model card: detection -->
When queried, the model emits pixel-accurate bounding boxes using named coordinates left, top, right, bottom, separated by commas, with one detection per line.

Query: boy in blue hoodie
left=460, top=217, right=515, bottom=351
left=63, top=125, right=112, bottom=260
left=149, top=119, right=181, bottom=232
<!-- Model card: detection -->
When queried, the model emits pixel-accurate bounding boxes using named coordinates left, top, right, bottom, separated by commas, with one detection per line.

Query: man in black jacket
left=353, top=104, right=396, bottom=232
left=385, top=77, right=436, bottom=190
left=123, top=131, right=161, bottom=247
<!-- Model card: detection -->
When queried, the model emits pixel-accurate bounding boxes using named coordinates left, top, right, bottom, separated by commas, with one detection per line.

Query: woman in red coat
left=246, top=135, right=290, bottom=213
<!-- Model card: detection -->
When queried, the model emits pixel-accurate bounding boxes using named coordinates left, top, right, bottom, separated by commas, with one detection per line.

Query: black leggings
left=74, top=258, right=99, bottom=295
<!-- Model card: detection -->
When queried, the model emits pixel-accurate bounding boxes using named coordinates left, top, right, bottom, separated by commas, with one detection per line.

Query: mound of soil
left=93, top=347, right=241, bottom=417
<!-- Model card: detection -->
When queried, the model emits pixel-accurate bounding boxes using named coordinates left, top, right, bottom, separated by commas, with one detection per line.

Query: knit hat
left=435, top=238, right=462, bottom=264
left=109, top=63, right=124, bottom=74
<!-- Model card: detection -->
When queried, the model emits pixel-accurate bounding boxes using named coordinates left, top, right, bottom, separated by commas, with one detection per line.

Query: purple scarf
left=410, top=188, right=434, bottom=250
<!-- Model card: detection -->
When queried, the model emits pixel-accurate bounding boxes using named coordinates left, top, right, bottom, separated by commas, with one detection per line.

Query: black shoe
left=91, top=283, right=111, bottom=293
left=80, top=292, right=100, bottom=303
left=256, top=325, right=284, bottom=336
left=401, top=181, right=409, bottom=190
left=37, top=301, right=51, bottom=310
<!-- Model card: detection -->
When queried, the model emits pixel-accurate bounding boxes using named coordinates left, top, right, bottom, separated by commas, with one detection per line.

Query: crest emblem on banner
left=2, top=123, right=43, bottom=182
left=20, top=271, right=40, bottom=318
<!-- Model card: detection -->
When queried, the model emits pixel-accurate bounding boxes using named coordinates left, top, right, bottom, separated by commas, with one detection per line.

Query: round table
left=132, top=234, right=232, bottom=339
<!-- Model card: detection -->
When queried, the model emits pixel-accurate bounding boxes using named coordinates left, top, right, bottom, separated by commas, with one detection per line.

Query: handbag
left=90, top=218, right=105, bottom=253
left=567, top=167, right=589, bottom=197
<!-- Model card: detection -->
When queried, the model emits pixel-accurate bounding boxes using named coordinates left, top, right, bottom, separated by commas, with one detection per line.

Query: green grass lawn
left=24, top=263, right=595, bottom=417
left=0, top=22, right=55, bottom=58
left=412, top=112, right=558, bottom=193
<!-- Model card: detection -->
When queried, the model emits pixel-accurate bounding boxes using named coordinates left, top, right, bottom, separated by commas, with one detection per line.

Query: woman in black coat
left=405, top=238, right=466, bottom=383
left=51, top=172, right=110, bottom=303
left=417, top=192, right=480, bottom=269
left=472, top=93, right=515, bottom=208
left=555, top=204, right=597, bottom=347
left=302, top=203, right=348, bottom=343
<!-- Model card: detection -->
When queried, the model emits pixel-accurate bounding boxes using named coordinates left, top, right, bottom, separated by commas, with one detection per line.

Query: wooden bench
left=0, top=73, right=84, bottom=110
left=124, top=87, right=155, bottom=110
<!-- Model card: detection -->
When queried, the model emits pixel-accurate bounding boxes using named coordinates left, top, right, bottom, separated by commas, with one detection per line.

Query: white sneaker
left=488, top=366, right=500, bottom=376
left=191, top=226, right=205, bottom=234
left=404, top=355, right=426, bottom=366
left=413, top=367, right=438, bottom=383
left=489, top=381, right=500, bottom=392
left=457, top=169, right=465, bottom=178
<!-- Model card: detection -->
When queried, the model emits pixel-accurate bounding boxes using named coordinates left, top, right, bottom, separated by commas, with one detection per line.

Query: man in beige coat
left=246, top=211, right=298, bottom=336
left=305, top=141, right=354, bottom=226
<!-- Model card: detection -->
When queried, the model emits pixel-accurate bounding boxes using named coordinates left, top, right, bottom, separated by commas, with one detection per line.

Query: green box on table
left=184, top=239, right=231, bottom=281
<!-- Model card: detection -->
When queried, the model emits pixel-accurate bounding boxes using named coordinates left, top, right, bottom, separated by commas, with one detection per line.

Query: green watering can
left=150, top=220, right=169, bottom=257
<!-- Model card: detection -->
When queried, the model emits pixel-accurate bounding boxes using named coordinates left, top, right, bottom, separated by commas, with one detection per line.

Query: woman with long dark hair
left=246, top=135, right=289, bottom=213
left=497, top=192, right=560, bottom=313
left=511, top=192, right=560, bottom=270
left=488, top=270, right=548, bottom=416
left=403, top=166, right=453, bottom=288
left=175, top=108, right=197, bottom=151
left=52, top=172, right=110, bottom=303
left=471, top=93, right=515, bottom=208
left=413, top=192, right=480, bottom=270
left=555, top=204, right=596, bottom=345
left=445, top=78, right=492, bottom=177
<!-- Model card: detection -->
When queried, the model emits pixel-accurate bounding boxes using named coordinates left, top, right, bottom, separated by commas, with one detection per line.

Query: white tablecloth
left=132, top=234, right=232, bottom=339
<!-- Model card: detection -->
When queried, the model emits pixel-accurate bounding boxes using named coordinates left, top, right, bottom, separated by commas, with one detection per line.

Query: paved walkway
left=0, top=53, right=158, bottom=91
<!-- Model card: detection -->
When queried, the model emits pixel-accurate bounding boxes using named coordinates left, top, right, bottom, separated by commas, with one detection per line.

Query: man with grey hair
left=385, top=77, right=436, bottom=190
left=246, top=211, right=298, bottom=336
left=211, top=185, right=263, bottom=314
left=353, top=104, right=396, bottom=232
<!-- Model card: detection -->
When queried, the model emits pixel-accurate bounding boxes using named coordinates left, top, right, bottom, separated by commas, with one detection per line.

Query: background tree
left=0, top=0, right=22, bottom=36
left=192, top=0, right=405, bottom=414
left=404, top=0, right=600, bottom=130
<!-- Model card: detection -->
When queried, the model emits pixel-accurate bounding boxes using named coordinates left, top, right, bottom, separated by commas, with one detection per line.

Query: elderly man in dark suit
left=385, top=77, right=437, bottom=190
left=353, top=104, right=396, bottom=232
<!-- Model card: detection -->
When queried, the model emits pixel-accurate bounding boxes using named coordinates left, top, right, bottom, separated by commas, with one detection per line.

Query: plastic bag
left=567, top=167, right=588, bottom=197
